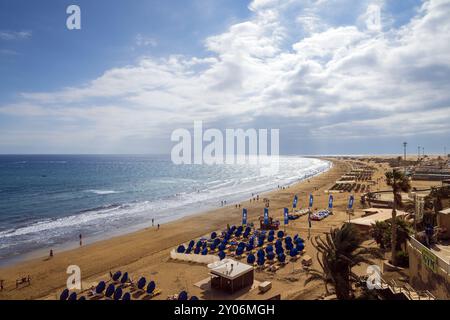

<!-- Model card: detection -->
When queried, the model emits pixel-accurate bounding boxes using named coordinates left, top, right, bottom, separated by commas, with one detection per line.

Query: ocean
left=0, top=155, right=330, bottom=266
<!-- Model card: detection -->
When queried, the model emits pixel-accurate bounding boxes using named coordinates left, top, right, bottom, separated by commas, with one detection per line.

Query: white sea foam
left=85, top=189, right=122, bottom=195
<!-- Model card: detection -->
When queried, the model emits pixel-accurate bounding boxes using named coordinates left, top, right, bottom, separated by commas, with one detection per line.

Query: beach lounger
left=122, top=292, right=131, bottom=301
left=68, top=292, right=77, bottom=301
left=111, top=271, right=122, bottom=282
left=105, top=284, right=115, bottom=299
left=113, top=287, right=123, bottom=300
left=178, top=291, right=188, bottom=300
left=60, top=289, right=70, bottom=300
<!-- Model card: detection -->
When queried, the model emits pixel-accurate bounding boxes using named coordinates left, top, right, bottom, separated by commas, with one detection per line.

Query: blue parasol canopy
left=247, top=254, right=256, bottom=264
left=177, top=245, right=186, bottom=253
left=211, top=232, right=217, bottom=239
left=257, top=249, right=265, bottom=258
left=190, top=296, right=199, bottom=300
left=276, top=246, right=284, bottom=255
left=257, top=257, right=265, bottom=266
left=278, top=253, right=286, bottom=263
left=267, top=252, right=275, bottom=260
left=277, top=231, right=284, bottom=239
left=296, top=242, right=305, bottom=252
left=218, top=251, right=226, bottom=260
left=290, top=248, right=299, bottom=257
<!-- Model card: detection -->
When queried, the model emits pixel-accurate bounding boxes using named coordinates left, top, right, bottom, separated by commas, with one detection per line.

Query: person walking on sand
left=79, top=233, right=82, bottom=246
left=152, top=218, right=154, bottom=227
left=157, top=224, right=160, bottom=230
left=49, top=249, right=53, bottom=258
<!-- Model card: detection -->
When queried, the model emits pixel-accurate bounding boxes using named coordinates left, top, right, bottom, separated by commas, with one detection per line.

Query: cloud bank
left=1, top=0, right=450, bottom=154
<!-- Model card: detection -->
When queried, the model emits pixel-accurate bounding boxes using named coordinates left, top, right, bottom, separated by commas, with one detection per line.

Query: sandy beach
left=0, top=158, right=391, bottom=300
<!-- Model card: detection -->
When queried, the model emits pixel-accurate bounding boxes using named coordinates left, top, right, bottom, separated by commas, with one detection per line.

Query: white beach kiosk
left=208, top=259, right=254, bottom=294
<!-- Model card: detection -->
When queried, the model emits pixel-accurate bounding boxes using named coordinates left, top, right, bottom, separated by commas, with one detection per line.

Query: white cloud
left=1, top=0, right=450, bottom=153
left=0, top=30, right=32, bottom=40
left=135, top=34, right=157, bottom=47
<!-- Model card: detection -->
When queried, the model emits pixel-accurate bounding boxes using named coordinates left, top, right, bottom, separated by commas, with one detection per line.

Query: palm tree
left=305, top=224, right=381, bottom=300
left=385, top=169, right=411, bottom=266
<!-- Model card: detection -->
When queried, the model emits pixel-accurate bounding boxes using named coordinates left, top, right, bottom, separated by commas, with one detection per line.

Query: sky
left=0, top=0, right=449, bottom=155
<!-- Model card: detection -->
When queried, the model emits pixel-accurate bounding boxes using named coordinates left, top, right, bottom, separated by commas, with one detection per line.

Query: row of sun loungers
left=330, top=182, right=369, bottom=193
left=59, top=271, right=161, bottom=301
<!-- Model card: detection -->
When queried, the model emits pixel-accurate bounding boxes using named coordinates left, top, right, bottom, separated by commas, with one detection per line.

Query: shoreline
left=0, top=157, right=332, bottom=268
left=0, top=158, right=351, bottom=300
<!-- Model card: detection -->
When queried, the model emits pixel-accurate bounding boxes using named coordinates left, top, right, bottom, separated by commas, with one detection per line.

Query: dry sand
left=0, top=158, right=392, bottom=300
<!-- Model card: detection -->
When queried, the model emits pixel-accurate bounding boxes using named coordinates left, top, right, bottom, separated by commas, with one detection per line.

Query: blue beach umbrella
left=177, top=245, right=186, bottom=253
left=267, top=252, right=275, bottom=261
left=247, top=254, right=256, bottom=264
left=290, top=248, right=299, bottom=257
left=257, top=257, right=265, bottom=266
left=276, top=246, right=284, bottom=255
left=201, top=248, right=208, bottom=255
left=275, top=239, right=283, bottom=248
left=278, top=254, right=286, bottom=263
left=218, top=251, right=226, bottom=260
left=257, top=249, right=265, bottom=258
left=296, top=242, right=305, bottom=252
left=190, top=296, right=199, bottom=300
left=194, top=247, right=201, bottom=254
left=211, top=232, right=217, bottom=239
left=286, top=242, right=294, bottom=251
left=277, top=231, right=284, bottom=239
left=265, top=245, right=274, bottom=254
